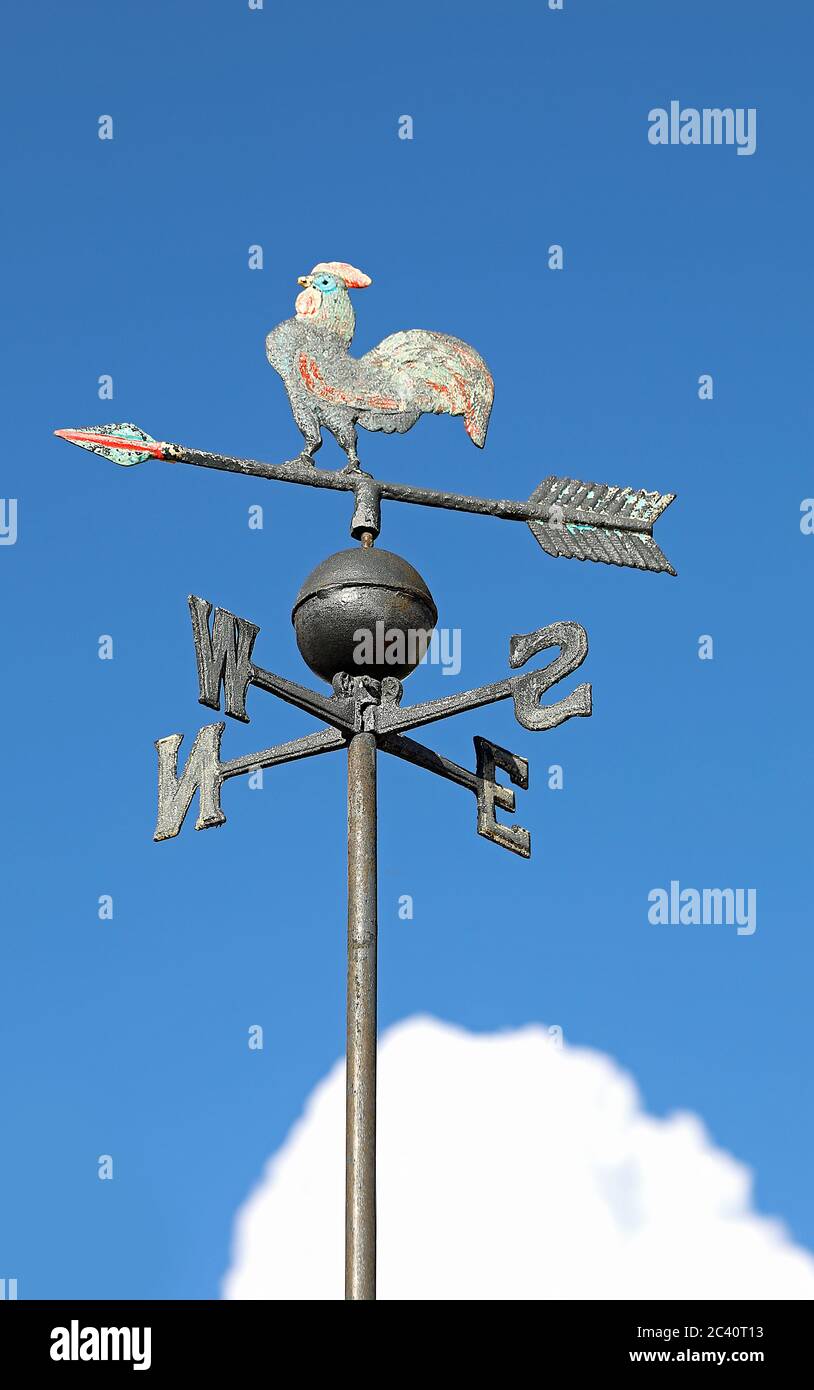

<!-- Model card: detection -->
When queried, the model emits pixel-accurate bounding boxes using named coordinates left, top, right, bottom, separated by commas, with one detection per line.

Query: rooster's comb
left=311, top=262, right=372, bottom=289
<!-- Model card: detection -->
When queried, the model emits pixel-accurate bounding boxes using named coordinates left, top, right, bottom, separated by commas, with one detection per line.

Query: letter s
left=509, top=622, right=592, bottom=731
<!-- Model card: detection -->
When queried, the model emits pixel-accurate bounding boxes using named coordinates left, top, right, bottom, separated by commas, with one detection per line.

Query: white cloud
left=223, top=1016, right=814, bottom=1300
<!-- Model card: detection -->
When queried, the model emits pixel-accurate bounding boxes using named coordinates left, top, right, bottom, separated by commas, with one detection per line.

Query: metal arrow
left=54, top=422, right=678, bottom=575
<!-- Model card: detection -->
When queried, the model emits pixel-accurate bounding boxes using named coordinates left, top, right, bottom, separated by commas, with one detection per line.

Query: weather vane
left=55, top=260, right=677, bottom=1301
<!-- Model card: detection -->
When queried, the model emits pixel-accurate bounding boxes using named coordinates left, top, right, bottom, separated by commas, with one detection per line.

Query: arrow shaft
left=378, top=480, right=654, bottom=533
left=161, top=442, right=657, bottom=535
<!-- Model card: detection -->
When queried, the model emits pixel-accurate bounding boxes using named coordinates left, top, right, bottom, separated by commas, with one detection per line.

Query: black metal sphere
left=292, top=546, right=438, bottom=684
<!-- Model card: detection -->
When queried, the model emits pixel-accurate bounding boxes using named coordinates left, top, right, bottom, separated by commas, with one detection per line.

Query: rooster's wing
left=295, top=330, right=494, bottom=448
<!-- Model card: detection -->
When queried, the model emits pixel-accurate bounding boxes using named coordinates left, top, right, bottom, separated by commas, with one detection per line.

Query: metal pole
left=345, top=730, right=378, bottom=1300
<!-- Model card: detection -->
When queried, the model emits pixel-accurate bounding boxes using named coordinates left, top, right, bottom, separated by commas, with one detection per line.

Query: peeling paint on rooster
left=265, top=262, right=494, bottom=472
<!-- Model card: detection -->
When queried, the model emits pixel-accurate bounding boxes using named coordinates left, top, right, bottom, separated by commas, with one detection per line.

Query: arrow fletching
left=53, top=422, right=164, bottom=467
left=527, top=476, right=676, bottom=575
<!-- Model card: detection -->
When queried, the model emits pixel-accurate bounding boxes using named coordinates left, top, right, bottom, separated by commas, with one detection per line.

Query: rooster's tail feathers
left=361, top=330, right=494, bottom=450
left=462, top=353, right=493, bottom=448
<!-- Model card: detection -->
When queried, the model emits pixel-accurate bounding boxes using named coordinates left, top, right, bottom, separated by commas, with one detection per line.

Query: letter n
left=189, top=596, right=259, bottom=722
left=154, top=723, right=226, bottom=840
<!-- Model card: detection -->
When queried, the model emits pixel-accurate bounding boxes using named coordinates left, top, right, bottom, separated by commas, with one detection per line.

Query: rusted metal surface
left=350, top=475, right=382, bottom=540
left=345, top=731, right=378, bottom=1301
left=373, top=621, right=592, bottom=736
left=292, top=547, right=437, bottom=684
left=382, top=732, right=531, bottom=858
left=474, top=737, right=530, bottom=858
left=188, top=593, right=359, bottom=733
left=153, top=724, right=345, bottom=842
left=54, top=426, right=677, bottom=574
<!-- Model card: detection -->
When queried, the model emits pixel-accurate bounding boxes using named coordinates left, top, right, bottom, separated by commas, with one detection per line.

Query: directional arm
left=188, top=594, right=359, bottom=734
left=220, top=726, right=346, bottom=779
left=157, top=606, right=593, bottom=846
left=375, top=673, right=512, bottom=735
left=380, top=732, right=531, bottom=857
left=374, top=621, right=592, bottom=736
left=154, top=723, right=347, bottom=840
left=249, top=663, right=359, bottom=733
left=154, top=715, right=533, bottom=856
left=186, top=600, right=592, bottom=746
left=156, top=599, right=593, bottom=851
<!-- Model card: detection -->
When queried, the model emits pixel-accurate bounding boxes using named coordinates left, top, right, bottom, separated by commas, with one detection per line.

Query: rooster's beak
left=297, top=276, right=311, bottom=288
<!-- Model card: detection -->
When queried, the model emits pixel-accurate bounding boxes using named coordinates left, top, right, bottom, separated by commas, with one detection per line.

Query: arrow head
left=53, top=422, right=164, bottom=466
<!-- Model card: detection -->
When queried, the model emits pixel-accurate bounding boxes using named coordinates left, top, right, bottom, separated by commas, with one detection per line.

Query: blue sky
left=2, top=0, right=812, bottom=1297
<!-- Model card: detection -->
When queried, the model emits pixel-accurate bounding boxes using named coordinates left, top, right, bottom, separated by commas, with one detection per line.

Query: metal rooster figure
left=265, top=260, right=494, bottom=470
left=54, top=258, right=679, bottom=1302
left=55, top=260, right=676, bottom=575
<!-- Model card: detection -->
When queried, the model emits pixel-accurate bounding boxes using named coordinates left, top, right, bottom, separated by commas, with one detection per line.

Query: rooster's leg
left=298, top=436, right=322, bottom=466
left=337, top=420, right=362, bottom=473
left=292, top=404, right=322, bottom=465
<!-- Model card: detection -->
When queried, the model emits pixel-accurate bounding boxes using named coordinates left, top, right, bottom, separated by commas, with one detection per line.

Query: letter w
left=189, top=596, right=259, bottom=722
